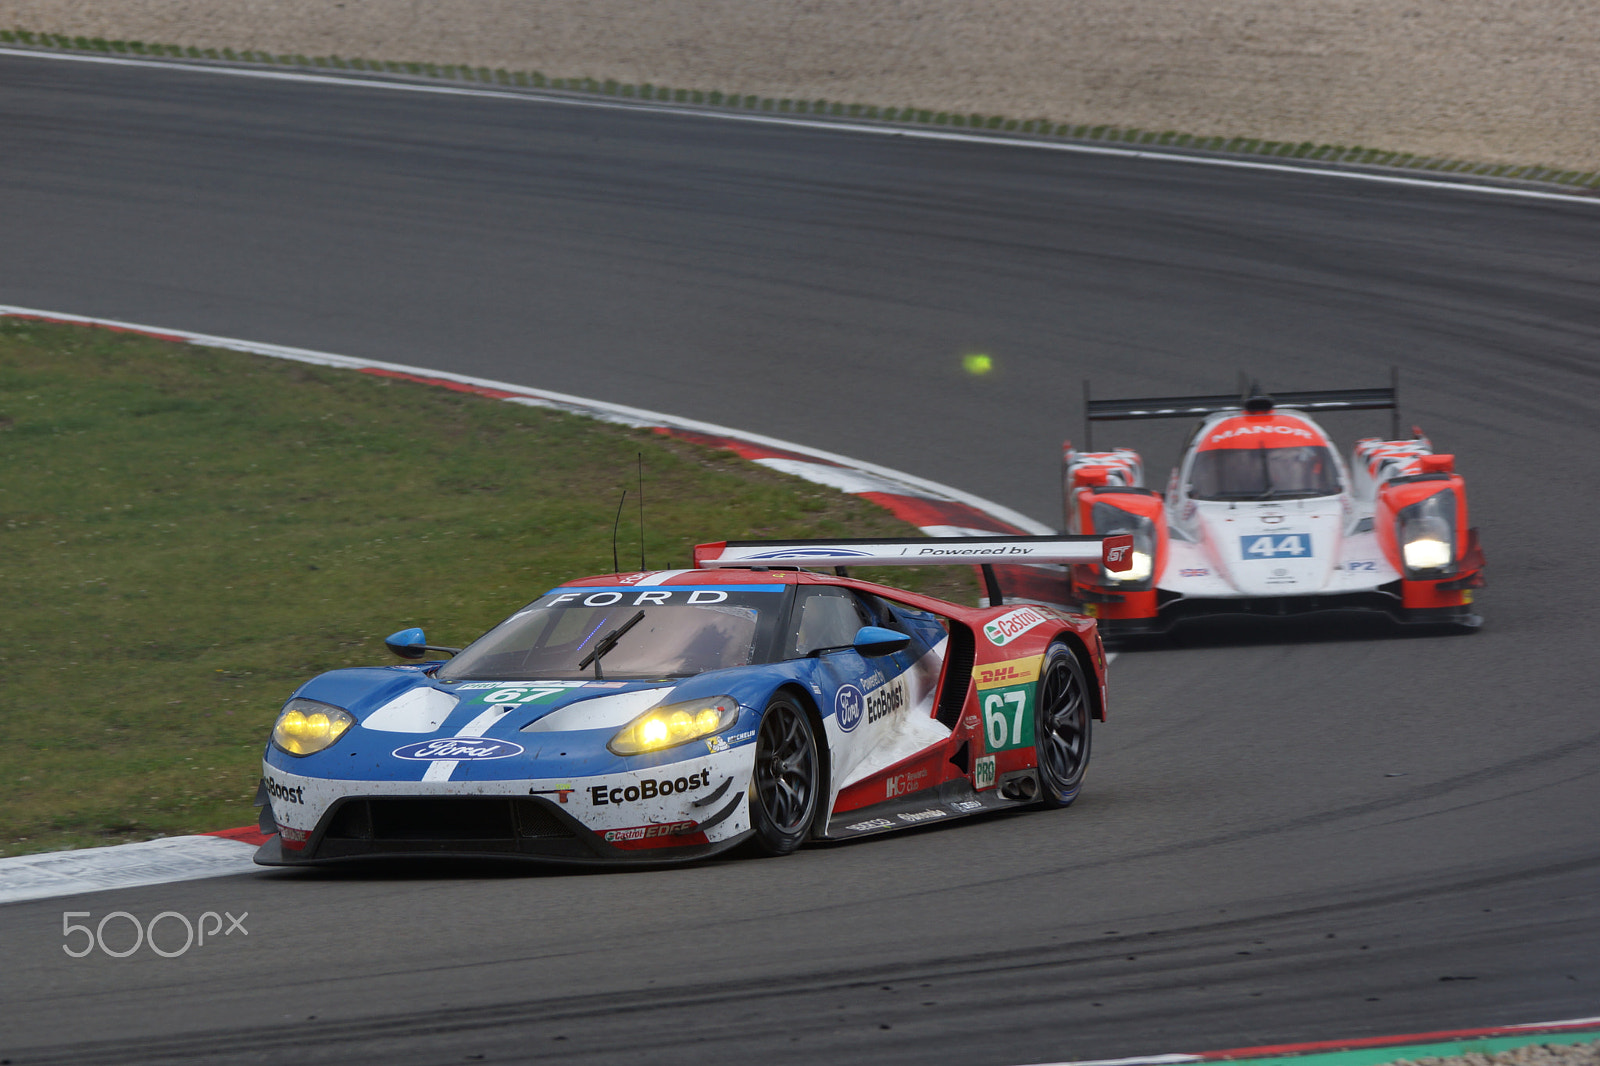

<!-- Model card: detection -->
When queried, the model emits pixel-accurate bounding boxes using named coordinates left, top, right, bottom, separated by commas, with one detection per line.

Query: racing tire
left=1035, top=642, right=1093, bottom=808
left=747, top=693, right=821, bottom=856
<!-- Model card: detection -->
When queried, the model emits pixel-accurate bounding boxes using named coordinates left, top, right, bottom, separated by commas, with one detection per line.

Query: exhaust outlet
left=1000, top=776, right=1038, bottom=800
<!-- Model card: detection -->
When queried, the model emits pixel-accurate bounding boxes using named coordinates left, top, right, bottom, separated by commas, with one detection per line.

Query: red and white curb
left=1020, top=1017, right=1600, bottom=1066
left=0, top=303, right=1064, bottom=904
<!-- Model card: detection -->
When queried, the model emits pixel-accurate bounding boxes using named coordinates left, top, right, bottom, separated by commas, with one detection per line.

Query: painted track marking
left=1019, top=1018, right=1600, bottom=1066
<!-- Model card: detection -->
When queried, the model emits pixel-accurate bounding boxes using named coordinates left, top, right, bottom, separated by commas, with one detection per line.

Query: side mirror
left=385, top=628, right=430, bottom=660
left=383, top=628, right=462, bottom=660
left=852, top=625, right=911, bottom=657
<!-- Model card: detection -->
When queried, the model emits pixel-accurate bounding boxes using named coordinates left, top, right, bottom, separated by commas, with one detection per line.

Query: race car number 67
left=983, top=692, right=1026, bottom=749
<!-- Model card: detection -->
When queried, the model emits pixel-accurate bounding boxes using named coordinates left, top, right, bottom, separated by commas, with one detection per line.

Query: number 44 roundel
left=1240, top=534, right=1312, bottom=559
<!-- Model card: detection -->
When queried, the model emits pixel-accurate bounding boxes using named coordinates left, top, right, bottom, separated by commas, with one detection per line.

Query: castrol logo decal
left=982, top=606, right=1050, bottom=647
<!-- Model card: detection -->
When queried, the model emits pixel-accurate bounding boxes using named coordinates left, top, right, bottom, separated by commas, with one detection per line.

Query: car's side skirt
left=819, top=775, right=1036, bottom=840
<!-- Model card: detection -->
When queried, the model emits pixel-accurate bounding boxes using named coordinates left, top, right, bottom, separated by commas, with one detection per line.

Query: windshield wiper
left=577, top=610, right=646, bottom=680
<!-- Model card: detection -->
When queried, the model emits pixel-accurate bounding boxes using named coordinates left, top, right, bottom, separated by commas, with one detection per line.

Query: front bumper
left=255, top=790, right=749, bottom=866
left=1094, top=588, right=1481, bottom=637
left=254, top=751, right=754, bottom=867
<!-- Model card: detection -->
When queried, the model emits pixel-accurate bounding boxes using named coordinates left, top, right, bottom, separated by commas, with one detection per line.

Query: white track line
left=3, top=46, right=1597, bottom=207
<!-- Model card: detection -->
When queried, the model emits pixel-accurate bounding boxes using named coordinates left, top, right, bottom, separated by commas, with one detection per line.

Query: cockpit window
left=786, top=587, right=876, bottom=658
left=1188, top=445, right=1340, bottom=500
left=436, top=586, right=786, bottom=681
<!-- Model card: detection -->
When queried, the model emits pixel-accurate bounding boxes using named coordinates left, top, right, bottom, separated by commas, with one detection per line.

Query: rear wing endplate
left=1081, top=370, right=1400, bottom=447
left=694, top=535, right=1134, bottom=607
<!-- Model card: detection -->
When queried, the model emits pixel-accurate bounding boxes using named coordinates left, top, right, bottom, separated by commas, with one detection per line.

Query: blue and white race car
left=253, top=535, right=1122, bottom=866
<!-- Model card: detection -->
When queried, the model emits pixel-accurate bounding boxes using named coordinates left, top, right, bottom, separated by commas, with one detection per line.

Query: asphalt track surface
left=3, top=53, right=1598, bottom=1066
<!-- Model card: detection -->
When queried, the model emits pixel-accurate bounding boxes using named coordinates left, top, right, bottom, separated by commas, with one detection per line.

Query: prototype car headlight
left=1092, top=502, right=1156, bottom=587
left=1397, top=489, right=1457, bottom=577
left=609, top=696, right=740, bottom=756
left=271, top=698, right=355, bottom=756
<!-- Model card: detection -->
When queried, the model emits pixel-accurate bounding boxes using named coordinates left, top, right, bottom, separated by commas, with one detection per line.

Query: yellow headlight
left=609, top=696, right=740, bottom=756
left=272, top=700, right=354, bottom=756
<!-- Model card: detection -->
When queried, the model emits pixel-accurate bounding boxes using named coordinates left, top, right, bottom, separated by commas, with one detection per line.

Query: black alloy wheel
left=748, top=694, right=821, bottom=855
left=1035, top=643, right=1093, bottom=807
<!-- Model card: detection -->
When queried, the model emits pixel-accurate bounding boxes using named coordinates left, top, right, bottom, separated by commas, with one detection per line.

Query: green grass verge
left=0, top=319, right=972, bottom=857
left=4, top=27, right=1596, bottom=190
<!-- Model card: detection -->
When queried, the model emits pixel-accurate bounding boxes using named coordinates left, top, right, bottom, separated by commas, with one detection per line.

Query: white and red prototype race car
left=1062, top=381, right=1485, bottom=636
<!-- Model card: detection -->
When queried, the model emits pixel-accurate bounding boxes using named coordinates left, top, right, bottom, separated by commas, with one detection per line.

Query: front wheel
left=1035, top=643, right=1093, bottom=807
left=747, top=694, right=821, bottom=856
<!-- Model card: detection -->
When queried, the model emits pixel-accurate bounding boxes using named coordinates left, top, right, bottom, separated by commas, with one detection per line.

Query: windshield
left=435, top=585, right=787, bottom=681
left=1188, top=445, right=1340, bottom=500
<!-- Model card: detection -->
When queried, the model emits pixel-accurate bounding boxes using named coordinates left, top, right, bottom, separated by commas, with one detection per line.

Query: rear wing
left=694, top=535, right=1134, bottom=607
left=1081, top=371, right=1400, bottom=448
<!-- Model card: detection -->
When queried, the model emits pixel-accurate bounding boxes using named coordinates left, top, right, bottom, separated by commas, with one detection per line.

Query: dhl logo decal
left=974, top=655, right=1042, bottom=689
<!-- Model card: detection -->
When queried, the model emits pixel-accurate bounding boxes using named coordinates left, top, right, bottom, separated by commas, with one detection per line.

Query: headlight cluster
left=272, top=699, right=355, bottom=756
left=1092, top=501, right=1155, bottom=586
left=609, top=696, right=740, bottom=756
left=1397, top=489, right=1457, bottom=577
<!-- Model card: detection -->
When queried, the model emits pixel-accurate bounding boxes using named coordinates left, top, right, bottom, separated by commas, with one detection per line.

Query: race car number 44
left=1240, top=534, right=1311, bottom=559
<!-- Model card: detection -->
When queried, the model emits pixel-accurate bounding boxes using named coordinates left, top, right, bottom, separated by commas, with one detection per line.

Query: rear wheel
left=1035, top=643, right=1092, bottom=807
left=748, top=694, right=821, bottom=856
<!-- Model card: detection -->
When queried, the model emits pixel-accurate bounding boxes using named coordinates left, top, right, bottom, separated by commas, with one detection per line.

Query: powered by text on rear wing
left=694, top=535, right=1135, bottom=607
left=1080, top=371, right=1401, bottom=449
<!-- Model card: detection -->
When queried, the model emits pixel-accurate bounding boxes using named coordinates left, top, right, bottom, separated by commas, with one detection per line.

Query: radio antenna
left=1082, top=379, right=1092, bottom=452
left=611, top=488, right=628, bottom=573
left=1391, top=365, right=1402, bottom=440
left=637, top=452, right=646, bottom=571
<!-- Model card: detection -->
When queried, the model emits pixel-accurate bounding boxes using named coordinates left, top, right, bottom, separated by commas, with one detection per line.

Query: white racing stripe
left=2, top=46, right=1596, bottom=207
left=420, top=704, right=517, bottom=782
left=634, top=570, right=694, bottom=585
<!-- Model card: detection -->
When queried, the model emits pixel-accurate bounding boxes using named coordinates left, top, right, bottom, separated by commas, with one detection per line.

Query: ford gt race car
left=253, top=535, right=1127, bottom=866
left=1061, top=380, right=1485, bottom=636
